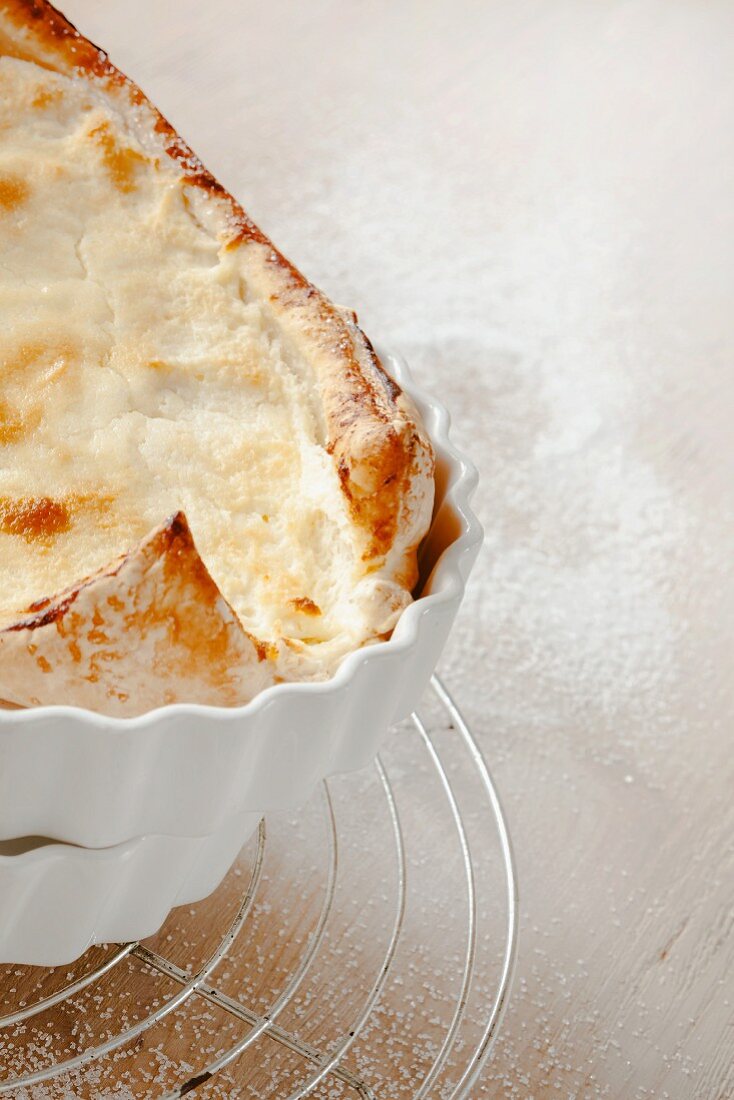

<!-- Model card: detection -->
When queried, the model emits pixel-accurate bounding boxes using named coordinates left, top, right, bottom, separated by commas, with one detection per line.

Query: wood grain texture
left=27, top=0, right=734, bottom=1095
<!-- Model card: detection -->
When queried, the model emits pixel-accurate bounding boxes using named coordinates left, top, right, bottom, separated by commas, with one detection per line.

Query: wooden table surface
left=53, top=2, right=734, bottom=1096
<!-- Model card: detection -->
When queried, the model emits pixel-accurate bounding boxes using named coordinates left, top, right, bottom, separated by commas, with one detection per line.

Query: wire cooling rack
left=0, top=676, right=517, bottom=1098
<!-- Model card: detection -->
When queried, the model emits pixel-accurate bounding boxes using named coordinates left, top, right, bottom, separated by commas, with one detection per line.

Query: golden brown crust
left=0, top=0, right=433, bottom=568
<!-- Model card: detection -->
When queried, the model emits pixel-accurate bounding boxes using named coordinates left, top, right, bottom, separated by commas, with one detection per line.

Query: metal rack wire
left=0, top=675, right=518, bottom=1098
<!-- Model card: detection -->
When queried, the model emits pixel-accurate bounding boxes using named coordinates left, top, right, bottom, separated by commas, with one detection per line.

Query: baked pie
left=0, top=1, right=434, bottom=714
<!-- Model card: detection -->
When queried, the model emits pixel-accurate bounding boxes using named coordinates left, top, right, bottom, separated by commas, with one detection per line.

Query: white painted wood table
left=35, top=1, right=734, bottom=1096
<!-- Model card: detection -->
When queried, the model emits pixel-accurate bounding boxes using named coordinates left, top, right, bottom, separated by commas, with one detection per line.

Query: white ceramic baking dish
left=0, top=350, right=482, bottom=848
left=0, top=811, right=261, bottom=966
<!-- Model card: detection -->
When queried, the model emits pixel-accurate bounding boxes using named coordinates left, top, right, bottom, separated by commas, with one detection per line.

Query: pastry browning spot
left=290, top=597, right=321, bottom=616
left=31, top=85, right=62, bottom=109
left=0, top=401, right=25, bottom=444
left=249, top=635, right=278, bottom=662
left=0, top=496, right=71, bottom=541
left=88, top=605, right=110, bottom=645
left=88, top=121, right=146, bottom=193
left=0, top=173, right=29, bottom=211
